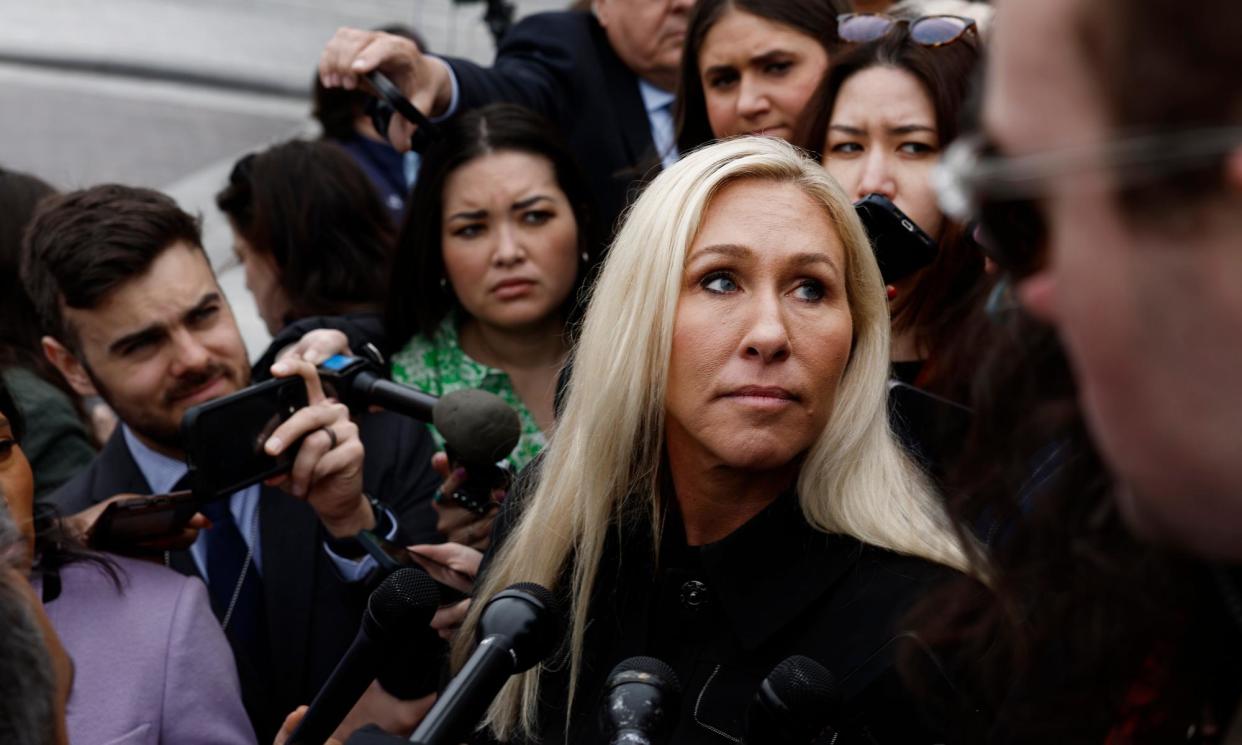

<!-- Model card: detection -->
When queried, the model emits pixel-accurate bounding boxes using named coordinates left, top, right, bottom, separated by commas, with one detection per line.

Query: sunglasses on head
left=837, top=13, right=978, bottom=47
left=933, top=126, right=1242, bottom=278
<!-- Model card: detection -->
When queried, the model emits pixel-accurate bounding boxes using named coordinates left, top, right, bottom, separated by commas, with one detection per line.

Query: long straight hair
left=455, top=136, right=973, bottom=740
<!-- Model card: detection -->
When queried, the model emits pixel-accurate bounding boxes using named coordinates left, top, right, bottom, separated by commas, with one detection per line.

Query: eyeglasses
left=933, top=126, right=1242, bottom=276
left=837, top=13, right=977, bottom=47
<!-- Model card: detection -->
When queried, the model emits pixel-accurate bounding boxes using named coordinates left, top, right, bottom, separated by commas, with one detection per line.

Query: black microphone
left=743, top=656, right=843, bottom=745
left=408, top=582, right=561, bottom=745
left=287, top=568, right=441, bottom=745
left=599, top=656, right=682, bottom=745
left=319, top=354, right=522, bottom=509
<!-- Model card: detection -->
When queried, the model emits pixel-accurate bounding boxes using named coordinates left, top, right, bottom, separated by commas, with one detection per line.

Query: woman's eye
left=829, top=142, right=863, bottom=156
left=0, top=438, right=15, bottom=460
left=763, top=60, right=793, bottom=75
left=899, top=141, right=937, bottom=156
left=453, top=223, right=485, bottom=238
left=793, top=279, right=826, bottom=302
left=702, top=272, right=739, bottom=294
left=706, top=71, right=738, bottom=90
left=522, top=210, right=553, bottom=226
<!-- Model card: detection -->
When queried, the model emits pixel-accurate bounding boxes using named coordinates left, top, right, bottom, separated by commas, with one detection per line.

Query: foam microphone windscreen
left=432, top=389, right=522, bottom=465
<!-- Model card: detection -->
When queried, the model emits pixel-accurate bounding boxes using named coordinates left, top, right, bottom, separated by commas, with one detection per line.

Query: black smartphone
left=181, top=377, right=308, bottom=502
left=854, top=193, right=939, bottom=284
left=357, top=531, right=470, bottom=604
left=362, top=70, right=441, bottom=153
left=90, top=490, right=197, bottom=549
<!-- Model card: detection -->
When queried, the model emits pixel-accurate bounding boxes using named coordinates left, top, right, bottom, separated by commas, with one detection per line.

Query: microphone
left=743, top=656, right=843, bottom=745
left=318, top=355, right=521, bottom=506
left=408, top=582, right=561, bottom=745
left=287, top=568, right=441, bottom=745
left=599, top=656, right=682, bottom=745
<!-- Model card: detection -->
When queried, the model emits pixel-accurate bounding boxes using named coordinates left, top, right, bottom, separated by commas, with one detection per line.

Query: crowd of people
left=1, top=0, right=1240, bottom=743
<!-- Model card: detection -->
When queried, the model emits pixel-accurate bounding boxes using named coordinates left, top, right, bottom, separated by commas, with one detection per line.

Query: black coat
left=473, top=491, right=959, bottom=744
left=45, top=352, right=442, bottom=742
left=445, top=11, right=663, bottom=239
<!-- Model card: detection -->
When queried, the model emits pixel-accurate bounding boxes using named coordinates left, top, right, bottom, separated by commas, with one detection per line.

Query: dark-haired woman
left=0, top=379, right=256, bottom=744
left=0, top=167, right=97, bottom=500
left=385, top=104, right=597, bottom=472
left=801, top=16, right=983, bottom=396
left=217, top=140, right=443, bottom=545
left=676, top=0, right=847, bottom=153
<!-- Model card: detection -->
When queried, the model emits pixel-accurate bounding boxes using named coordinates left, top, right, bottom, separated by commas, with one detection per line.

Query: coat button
left=680, top=580, right=709, bottom=609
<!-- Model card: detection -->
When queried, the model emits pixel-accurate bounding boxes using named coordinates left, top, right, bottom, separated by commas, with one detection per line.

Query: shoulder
left=508, top=10, right=595, bottom=39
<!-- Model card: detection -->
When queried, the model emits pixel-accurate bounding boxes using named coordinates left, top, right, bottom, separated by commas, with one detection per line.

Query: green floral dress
left=389, top=316, right=547, bottom=470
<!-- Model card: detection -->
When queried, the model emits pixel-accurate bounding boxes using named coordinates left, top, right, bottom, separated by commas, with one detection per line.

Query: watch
left=323, top=494, right=393, bottom=560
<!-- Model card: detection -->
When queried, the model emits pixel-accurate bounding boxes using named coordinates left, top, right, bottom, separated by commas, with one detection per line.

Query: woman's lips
left=491, top=278, right=536, bottom=299
left=721, top=385, right=799, bottom=409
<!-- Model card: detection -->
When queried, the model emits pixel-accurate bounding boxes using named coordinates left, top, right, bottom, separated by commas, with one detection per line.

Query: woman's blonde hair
left=454, top=136, right=972, bottom=740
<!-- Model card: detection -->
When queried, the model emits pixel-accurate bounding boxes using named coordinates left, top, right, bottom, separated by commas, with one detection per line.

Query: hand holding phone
left=855, top=193, right=939, bottom=284
left=76, top=491, right=207, bottom=555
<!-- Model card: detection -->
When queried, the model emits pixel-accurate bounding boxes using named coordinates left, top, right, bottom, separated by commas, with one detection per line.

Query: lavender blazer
left=34, top=556, right=256, bottom=745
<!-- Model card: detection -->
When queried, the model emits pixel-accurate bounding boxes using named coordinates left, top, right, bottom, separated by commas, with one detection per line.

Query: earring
left=439, top=277, right=448, bottom=290
left=580, top=251, right=589, bottom=263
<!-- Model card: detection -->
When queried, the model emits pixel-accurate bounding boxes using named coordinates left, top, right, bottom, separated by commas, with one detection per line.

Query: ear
left=1225, top=147, right=1242, bottom=194
left=592, top=0, right=611, bottom=27
left=41, top=336, right=98, bottom=398
left=1016, top=271, right=1059, bottom=325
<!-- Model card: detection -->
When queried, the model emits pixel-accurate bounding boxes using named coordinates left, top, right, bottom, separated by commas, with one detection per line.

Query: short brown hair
left=20, top=184, right=203, bottom=350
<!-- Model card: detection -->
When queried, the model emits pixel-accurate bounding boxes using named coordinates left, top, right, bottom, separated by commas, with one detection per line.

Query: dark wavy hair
left=385, top=103, right=598, bottom=351
left=216, top=139, right=396, bottom=327
left=799, top=25, right=984, bottom=396
left=675, top=0, right=847, bottom=154
left=0, top=168, right=79, bottom=404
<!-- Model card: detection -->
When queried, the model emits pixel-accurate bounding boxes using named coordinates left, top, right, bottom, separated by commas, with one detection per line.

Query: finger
left=300, top=330, right=350, bottom=365
left=186, top=513, right=210, bottom=530
left=289, top=415, right=358, bottom=498
left=307, top=438, right=365, bottom=496
left=275, top=705, right=309, bottom=745
left=434, top=501, right=478, bottom=534
left=439, top=466, right=468, bottom=497
left=431, top=599, right=471, bottom=640
left=430, top=451, right=450, bottom=478
left=321, top=27, right=373, bottom=86
left=408, top=542, right=482, bottom=578
left=265, top=400, right=351, bottom=457
left=269, top=358, right=327, bottom=405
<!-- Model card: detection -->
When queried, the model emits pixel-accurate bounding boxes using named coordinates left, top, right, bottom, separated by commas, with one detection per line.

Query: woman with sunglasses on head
left=800, top=13, right=984, bottom=403
left=675, top=0, right=848, bottom=154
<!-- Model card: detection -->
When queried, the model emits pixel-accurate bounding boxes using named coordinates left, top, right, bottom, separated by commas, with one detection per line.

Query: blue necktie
left=199, top=497, right=268, bottom=662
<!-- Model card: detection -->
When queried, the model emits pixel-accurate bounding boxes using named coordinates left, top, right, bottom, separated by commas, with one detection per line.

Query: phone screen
left=182, top=378, right=308, bottom=501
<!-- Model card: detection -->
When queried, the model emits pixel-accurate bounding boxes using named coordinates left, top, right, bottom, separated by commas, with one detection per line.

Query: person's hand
left=265, top=359, right=370, bottom=538
left=276, top=329, right=352, bottom=367
left=273, top=706, right=343, bottom=745
left=430, top=452, right=500, bottom=552
left=63, top=494, right=210, bottom=561
left=409, top=541, right=481, bottom=643
left=318, top=27, right=454, bottom=151
left=333, top=682, right=436, bottom=741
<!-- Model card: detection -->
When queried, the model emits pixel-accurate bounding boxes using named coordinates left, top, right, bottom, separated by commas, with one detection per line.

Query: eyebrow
left=829, top=123, right=937, bottom=137
left=447, top=194, right=555, bottom=222
left=107, top=291, right=220, bottom=356
left=704, top=49, right=795, bottom=76
left=690, top=243, right=840, bottom=274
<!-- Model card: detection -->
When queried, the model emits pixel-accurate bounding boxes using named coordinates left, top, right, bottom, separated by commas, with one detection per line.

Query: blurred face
left=824, top=66, right=945, bottom=240
left=699, top=9, right=830, bottom=141
left=990, top=0, right=1242, bottom=559
left=48, top=243, right=250, bottom=455
left=665, top=179, right=854, bottom=474
left=441, top=151, right=580, bottom=333
left=232, top=233, right=290, bottom=336
left=594, top=0, right=693, bottom=90
left=0, top=414, right=35, bottom=571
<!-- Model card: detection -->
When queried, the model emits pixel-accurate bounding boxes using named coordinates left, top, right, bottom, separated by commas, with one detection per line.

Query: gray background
left=1, top=0, right=566, bottom=357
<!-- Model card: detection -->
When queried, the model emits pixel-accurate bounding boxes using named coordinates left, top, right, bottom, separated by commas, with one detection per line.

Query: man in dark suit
left=318, top=0, right=693, bottom=238
left=22, top=185, right=439, bottom=742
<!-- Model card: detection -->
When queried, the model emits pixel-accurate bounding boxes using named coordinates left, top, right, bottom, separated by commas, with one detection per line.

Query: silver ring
left=319, top=426, right=338, bottom=450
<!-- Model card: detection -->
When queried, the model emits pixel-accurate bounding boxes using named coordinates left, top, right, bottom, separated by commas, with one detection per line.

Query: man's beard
left=85, top=360, right=247, bottom=453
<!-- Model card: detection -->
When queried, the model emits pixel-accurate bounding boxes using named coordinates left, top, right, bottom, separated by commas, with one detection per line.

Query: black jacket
left=474, top=490, right=958, bottom=744
left=45, top=337, right=442, bottom=741
left=445, top=11, right=663, bottom=239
